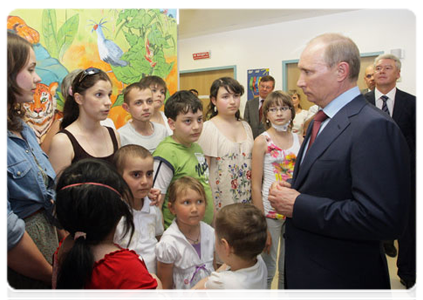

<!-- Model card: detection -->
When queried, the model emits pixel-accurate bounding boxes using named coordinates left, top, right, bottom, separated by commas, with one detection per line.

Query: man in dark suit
left=244, top=75, right=275, bottom=139
left=361, top=64, right=375, bottom=94
left=364, top=53, right=416, bottom=289
left=268, top=33, right=411, bottom=289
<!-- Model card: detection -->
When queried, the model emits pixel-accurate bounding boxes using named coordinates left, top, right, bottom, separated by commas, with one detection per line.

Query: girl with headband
left=53, top=159, right=161, bottom=289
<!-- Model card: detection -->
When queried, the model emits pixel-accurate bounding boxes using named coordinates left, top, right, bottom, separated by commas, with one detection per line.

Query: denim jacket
left=7, top=121, right=56, bottom=220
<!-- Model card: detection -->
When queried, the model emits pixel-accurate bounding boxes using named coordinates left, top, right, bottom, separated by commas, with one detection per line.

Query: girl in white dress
left=251, top=91, right=303, bottom=289
left=290, top=92, right=312, bottom=136
left=192, top=203, right=268, bottom=289
left=155, top=176, right=215, bottom=289
left=198, top=77, right=254, bottom=211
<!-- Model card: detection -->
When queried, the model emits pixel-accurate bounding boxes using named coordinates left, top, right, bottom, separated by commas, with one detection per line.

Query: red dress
left=53, top=244, right=157, bottom=289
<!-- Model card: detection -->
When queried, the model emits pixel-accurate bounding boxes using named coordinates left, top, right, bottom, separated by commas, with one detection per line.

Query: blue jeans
left=261, top=218, right=285, bottom=289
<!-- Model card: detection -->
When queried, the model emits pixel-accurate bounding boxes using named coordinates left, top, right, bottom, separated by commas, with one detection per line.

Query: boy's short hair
left=113, top=144, right=152, bottom=174
left=164, top=90, right=203, bottom=121
left=123, top=82, right=150, bottom=105
left=215, top=203, right=267, bottom=261
left=139, top=75, right=167, bottom=93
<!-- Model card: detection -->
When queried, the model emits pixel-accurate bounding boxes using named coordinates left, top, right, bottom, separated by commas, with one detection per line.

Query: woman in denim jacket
left=7, top=32, right=59, bottom=288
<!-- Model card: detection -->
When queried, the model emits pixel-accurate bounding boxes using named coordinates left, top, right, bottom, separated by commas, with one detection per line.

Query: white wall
left=179, top=9, right=416, bottom=116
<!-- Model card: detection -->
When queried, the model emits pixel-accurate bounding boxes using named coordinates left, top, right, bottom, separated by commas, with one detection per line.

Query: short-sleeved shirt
left=205, top=255, right=267, bottom=289
left=155, top=220, right=215, bottom=289
left=52, top=245, right=157, bottom=289
left=153, top=136, right=214, bottom=228
left=114, top=197, right=164, bottom=274
left=118, top=121, right=168, bottom=153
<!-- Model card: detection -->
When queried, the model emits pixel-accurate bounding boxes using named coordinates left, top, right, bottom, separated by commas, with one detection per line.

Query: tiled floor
left=270, top=241, right=406, bottom=289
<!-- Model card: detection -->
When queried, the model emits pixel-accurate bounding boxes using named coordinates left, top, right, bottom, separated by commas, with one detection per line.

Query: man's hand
left=268, top=181, right=300, bottom=218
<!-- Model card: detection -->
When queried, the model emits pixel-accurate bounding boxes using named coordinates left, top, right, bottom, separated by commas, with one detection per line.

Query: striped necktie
left=381, top=95, right=390, bottom=116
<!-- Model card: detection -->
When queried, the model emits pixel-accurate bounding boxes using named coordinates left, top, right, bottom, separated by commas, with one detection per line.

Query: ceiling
left=179, top=9, right=356, bottom=39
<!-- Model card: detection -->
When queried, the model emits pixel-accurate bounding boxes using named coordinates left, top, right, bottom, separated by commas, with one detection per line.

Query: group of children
left=49, top=66, right=303, bottom=290
left=7, top=32, right=303, bottom=290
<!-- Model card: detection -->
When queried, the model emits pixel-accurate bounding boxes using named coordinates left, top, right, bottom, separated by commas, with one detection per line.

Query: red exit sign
left=193, top=51, right=210, bottom=60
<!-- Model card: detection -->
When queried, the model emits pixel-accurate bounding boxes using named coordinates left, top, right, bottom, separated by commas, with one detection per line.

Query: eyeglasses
left=78, top=67, right=101, bottom=84
left=268, top=106, right=290, bottom=113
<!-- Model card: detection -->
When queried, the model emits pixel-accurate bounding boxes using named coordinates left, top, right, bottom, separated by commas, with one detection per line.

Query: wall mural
left=8, top=9, right=178, bottom=143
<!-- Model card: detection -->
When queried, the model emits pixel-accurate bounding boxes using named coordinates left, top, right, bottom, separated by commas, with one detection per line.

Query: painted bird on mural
left=91, top=19, right=128, bottom=67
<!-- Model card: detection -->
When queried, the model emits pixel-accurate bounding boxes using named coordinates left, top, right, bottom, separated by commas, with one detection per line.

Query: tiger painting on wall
left=23, top=82, right=61, bottom=144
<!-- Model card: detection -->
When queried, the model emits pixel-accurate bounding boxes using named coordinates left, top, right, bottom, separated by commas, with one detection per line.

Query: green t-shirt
left=153, top=136, right=214, bottom=228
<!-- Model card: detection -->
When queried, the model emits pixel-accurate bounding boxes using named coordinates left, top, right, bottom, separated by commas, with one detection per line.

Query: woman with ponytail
left=53, top=159, right=161, bottom=289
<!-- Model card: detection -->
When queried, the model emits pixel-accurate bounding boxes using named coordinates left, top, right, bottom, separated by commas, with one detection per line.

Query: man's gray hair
left=374, top=54, right=402, bottom=71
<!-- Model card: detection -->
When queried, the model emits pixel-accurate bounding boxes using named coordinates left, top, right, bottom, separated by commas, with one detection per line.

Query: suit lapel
left=292, top=96, right=365, bottom=189
left=292, top=119, right=313, bottom=182
left=392, top=89, right=405, bottom=123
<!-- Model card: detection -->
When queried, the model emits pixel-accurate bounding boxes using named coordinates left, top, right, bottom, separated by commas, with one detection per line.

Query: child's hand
left=148, top=188, right=161, bottom=206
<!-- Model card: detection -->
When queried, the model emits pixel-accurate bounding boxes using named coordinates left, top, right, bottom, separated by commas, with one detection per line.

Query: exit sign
left=193, top=51, right=210, bottom=60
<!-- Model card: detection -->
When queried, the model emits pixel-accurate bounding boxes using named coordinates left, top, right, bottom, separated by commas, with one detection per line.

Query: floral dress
left=198, top=120, right=254, bottom=210
left=260, top=131, right=300, bottom=219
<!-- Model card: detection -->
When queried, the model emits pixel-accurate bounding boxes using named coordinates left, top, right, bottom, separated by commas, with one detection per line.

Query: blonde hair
left=168, top=176, right=207, bottom=206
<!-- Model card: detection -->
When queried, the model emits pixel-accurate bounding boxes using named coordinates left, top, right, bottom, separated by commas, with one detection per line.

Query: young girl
left=7, top=31, right=59, bottom=289
left=198, top=77, right=254, bottom=211
left=155, top=176, right=215, bottom=289
left=53, top=159, right=160, bottom=289
left=41, top=68, right=116, bottom=155
left=192, top=203, right=267, bottom=289
left=251, top=90, right=303, bottom=289
left=48, top=67, right=120, bottom=175
left=139, top=75, right=172, bottom=135
left=113, top=145, right=164, bottom=274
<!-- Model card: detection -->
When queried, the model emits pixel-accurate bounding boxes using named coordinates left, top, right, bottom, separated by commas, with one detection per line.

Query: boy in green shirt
left=153, top=91, right=214, bottom=228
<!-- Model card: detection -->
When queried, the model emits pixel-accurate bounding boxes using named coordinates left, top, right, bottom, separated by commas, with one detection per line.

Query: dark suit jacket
left=365, top=89, right=420, bottom=188
left=244, top=97, right=265, bottom=139
left=285, top=95, right=411, bottom=289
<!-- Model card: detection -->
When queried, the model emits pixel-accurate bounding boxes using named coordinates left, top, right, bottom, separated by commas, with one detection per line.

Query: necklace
left=184, top=228, right=201, bottom=245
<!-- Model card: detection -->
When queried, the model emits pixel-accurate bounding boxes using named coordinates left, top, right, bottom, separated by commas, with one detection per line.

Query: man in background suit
left=244, top=75, right=275, bottom=139
left=364, top=53, right=416, bottom=289
left=361, top=64, right=375, bottom=94
left=268, top=33, right=410, bottom=289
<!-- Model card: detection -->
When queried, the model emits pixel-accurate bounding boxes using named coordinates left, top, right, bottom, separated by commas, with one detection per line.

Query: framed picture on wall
left=247, top=68, right=269, bottom=100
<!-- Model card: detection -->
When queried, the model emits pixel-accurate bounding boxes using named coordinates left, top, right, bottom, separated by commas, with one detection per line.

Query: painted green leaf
left=57, top=14, right=79, bottom=61
left=42, top=9, right=59, bottom=58
left=112, top=94, right=124, bottom=108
